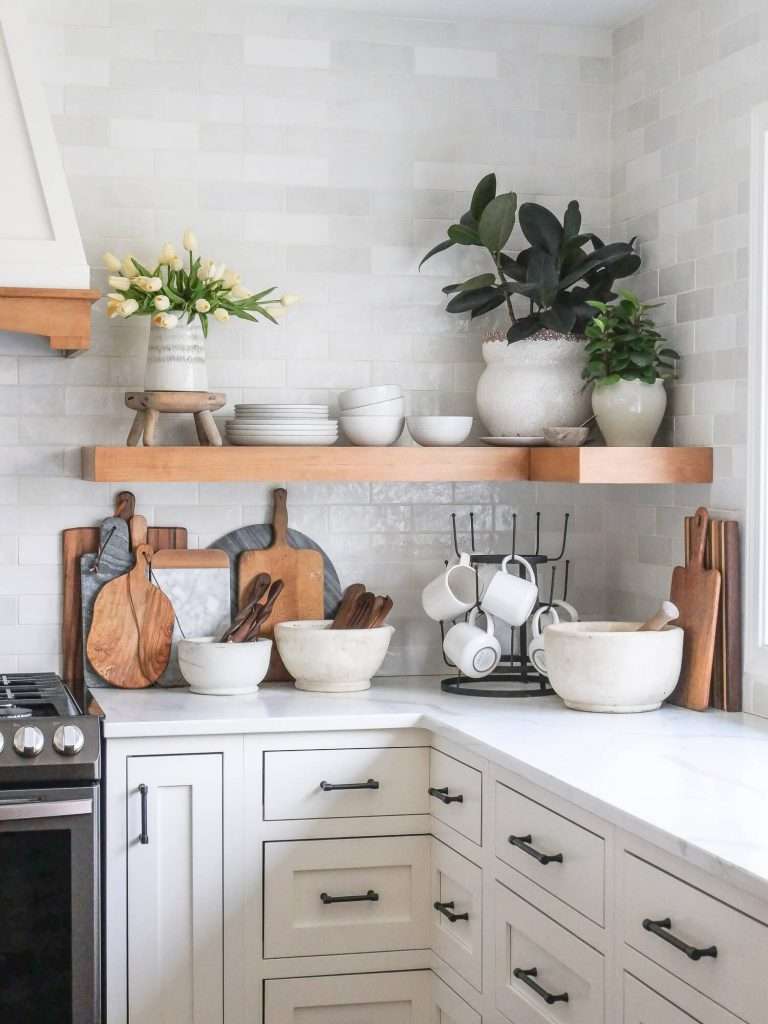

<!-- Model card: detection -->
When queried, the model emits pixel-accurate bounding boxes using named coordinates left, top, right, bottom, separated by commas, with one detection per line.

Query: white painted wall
left=0, top=1, right=611, bottom=676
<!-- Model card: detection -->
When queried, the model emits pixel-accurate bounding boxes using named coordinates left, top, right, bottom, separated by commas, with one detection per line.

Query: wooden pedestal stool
left=125, top=391, right=226, bottom=446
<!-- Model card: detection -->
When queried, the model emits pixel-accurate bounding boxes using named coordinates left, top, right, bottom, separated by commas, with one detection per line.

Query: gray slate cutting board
left=80, top=517, right=133, bottom=689
left=209, top=525, right=342, bottom=618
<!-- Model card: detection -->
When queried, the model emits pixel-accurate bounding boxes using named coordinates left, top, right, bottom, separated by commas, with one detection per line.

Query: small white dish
left=480, top=436, right=547, bottom=447
left=407, top=416, right=473, bottom=446
left=543, top=426, right=590, bottom=447
left=340, top=415, right=404, bottom=446
left=338, top=385, right=402, bottom=410
left=178, top=636, right=272, bottom=695
left=341, top=398, right=405, bottom=417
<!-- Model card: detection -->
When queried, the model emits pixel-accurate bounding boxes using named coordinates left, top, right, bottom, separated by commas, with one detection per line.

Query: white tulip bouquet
left=103, top=229, right=298, bottom=336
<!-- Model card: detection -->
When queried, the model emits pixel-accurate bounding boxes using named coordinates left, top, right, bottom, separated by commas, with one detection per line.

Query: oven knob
left=53, top=724, right=85, bottom=757
left=13, top=725, right=44, bottom=758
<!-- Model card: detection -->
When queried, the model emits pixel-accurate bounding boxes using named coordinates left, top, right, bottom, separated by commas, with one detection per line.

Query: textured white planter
left=476, top=330, right=591, bottom=437
left=144, top=319, right=209, bottom=392
left=592, top=378, right=667, bottom=447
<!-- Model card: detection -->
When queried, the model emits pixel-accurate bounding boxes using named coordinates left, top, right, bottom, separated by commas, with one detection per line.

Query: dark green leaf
left=542, top=303, right=577, bottom=334
left=419, top=238, right=455, bottom=270
left=470, top=293, right=506, bottom=318
left=527, top=248, right=559, bottom=291
left=498, top=253, right=527, bottom=281
left=445, top=286, right=499, bottom=313
left=470, top=173, right=497, bottom=221
left=519, top=202, right=563, bottom=255
left=563, top=200, right=582, bottom=243
left=477, top=192, right=518, bottom=251
left=507, top=315, right=540, bottom=342
left=447, top=223, right=481, bottom=245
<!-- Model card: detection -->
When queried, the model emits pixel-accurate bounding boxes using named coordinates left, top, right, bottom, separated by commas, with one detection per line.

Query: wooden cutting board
left=86, top=544, right=174, bottom=688
left=237, top=488, right=324, bottom=681
left=668, top=507, right=721, bottom=711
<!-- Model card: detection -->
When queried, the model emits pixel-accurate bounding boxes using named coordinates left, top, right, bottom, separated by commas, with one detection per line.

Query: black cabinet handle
left=434, top=900, right=469, bottom=923
left=508, top=834, right=563, bottom=865
left=513, top=967, right=569, bottom=1005
left=429, top=786, right=464, bottom=805
left=642, top=918, right=718, bottom=961
left=138, top=784, right=149, bottom=845
left=320, top=889, right=379, bottom=905
left=320, top=779, right=379, bottom=791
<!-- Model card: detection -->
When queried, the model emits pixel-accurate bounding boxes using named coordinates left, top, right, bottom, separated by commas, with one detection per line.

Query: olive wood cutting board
left=668, top=507, right=721, bottom=711
left=86, top=544, right=174, bottom=688
left=237, top=488, right=324, bottom=681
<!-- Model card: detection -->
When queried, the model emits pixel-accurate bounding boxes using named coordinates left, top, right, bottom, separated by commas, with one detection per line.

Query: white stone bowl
left=338, top=385, right=402, bottom=410
left=407, top=416, right=473, bottom=446
left=340, top=415, right=404, bottom=446
left=274, top=620, right=395, bottom=691
left=177, top=636, right=272, bottom=695
left=543, top=621, right=683, bottom=713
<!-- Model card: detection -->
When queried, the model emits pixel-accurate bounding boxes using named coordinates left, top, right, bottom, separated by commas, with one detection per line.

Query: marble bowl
left=178, top=636, right=272, bottom=695
left=543, top=621, right=683, bottom=712
left=274, top=620, right=395, bottom=692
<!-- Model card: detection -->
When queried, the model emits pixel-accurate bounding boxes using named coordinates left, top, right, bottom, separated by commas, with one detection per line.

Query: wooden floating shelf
left=0, top=287, right=100, bottom=355
left=81, top=445, right=713, bottom=485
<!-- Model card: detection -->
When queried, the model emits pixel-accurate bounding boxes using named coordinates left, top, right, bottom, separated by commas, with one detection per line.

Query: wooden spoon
left=638, top=601, right=679, bottom=632
left=349, top=592, right=376, bottom=628
left=219, top=573, right=271, bottom=642
left=242, top=579, right=285, bottom=642
left=331, top=583, right=366, bottom=629
left=369, top=596, right=393, bottom=628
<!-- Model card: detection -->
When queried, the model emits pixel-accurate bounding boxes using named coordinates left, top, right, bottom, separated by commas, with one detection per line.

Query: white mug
left=481, top=554, right=538, bottom=627
left=528, top=605, right=560, bottom=677
left=422, top=552, right=478, bottom=622
left=443, top=608, right=501, bottom=679
left=552, top=599, right=579, bottom=622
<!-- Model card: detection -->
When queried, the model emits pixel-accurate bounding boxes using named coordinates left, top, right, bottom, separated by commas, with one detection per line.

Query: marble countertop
left=95, top=677, right=768, bottom=902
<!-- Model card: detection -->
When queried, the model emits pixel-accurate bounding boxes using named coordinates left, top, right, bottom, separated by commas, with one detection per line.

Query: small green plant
left=582, top=291, right=679, bottom=387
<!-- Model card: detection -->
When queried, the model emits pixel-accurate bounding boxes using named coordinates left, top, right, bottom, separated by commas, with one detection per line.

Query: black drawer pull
left=138, top=784, right=149, bottom=845
left=513, top=967, right=569, bottom=1005
left=434, top=900, right=469, bottom=923
left=320, top=889, right=379, bottom=905
left=508, top=834, right=563, bottom=865
left=642, top=917, right=718, bottom=961
left=320, top=779, right=379, bottom=791
left=429, top=786, right=464, bottom=805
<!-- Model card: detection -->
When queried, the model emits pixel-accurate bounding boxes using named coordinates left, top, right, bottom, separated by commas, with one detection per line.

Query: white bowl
left=340, top=415, right=404, bottom=446
left=407, top=416, right=473, bottom=446
left=177, top=636, right=272, bottom=695
left=274, top=620, right=395, bottom=691
left=338, top=385, right=402, bottom=410
left=543, top=621, right=684, bottom=713
left=341, top=398, right=405, bottom=417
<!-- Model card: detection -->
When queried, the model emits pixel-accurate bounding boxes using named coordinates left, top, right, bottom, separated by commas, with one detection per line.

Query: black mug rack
left=438, top=510, right=571, bottom=698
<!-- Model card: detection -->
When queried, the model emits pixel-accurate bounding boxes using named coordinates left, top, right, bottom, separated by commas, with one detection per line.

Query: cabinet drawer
left=264, top=835, right=431, bottom=957
left=265, top=970, right=431, bottom=1022
left=495, top=880, right=604, bottom=1024
left=433, top=975, right=481, bottom=1023
left=429, top=749, right=482, bottom=844
left=495, top=782, right=604, bottom=925
left=432, top=839, right=483, bottom=991
left=264, top=747, right=429, bottom=820
left=624, top=974, right=705, bottom=1023
left=623, top=853, right=768, bottom=1024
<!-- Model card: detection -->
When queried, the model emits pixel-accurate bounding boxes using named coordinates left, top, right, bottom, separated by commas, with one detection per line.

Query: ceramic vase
left=144, top=318, right=208, bottom=392
left=476, top=330, right=592, bottom=437
left=592, top=378, right=667, bottom=446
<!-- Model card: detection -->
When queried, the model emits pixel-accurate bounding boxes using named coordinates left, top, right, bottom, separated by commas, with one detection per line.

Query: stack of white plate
left=226, top=404, right=338, bottom=446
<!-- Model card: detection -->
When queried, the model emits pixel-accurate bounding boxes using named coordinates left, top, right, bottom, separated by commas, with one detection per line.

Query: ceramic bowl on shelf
left=543, top=621, right=684, bottom=712
left=342, top=397, right=405, bottom=417
left=177, top=636, right=272, bottom=695
left=340, top=415, right=404, bottom=446
left=338, top=385, right=402, bottom=410
left=407, top=416, right=473, bottom=446
left=274, top=619, right=395, bottom=692
left=543, top=426, right=590, bottom=447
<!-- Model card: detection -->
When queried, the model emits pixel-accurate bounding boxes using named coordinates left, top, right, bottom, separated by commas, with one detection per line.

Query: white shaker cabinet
left=264, top=970, right=433, bottom=1023
left=126, top=753, right=224, bottom=1024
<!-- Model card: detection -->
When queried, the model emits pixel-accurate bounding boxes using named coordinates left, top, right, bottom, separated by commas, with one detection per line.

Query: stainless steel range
left=0, top=673, right=101, bottom=1024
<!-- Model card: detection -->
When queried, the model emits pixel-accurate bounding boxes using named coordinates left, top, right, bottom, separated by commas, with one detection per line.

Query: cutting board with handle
left=668, top=507, right=721, bottom=711
left=80, top=516, right=134, bottom=692
left=149, top=548, right=230, bottom=687
left=86, top=544, right=174, bottom=687
left=237, top=488, right=324, bottom=681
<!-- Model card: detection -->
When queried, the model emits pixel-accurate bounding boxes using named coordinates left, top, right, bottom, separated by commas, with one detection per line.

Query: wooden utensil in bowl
left=638, top=601, right=679, bottom=632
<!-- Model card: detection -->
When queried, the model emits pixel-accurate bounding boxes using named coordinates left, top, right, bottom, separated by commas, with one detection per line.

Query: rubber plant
left=420, top=173, right=642, bottom=342
left=581, top=291, right=680, bottom=388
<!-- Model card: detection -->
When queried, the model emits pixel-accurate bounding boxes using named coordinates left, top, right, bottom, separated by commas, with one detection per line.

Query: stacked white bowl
left=226, top=404, right=338, bottom=446
left=338, top=385, right=405, bottom=446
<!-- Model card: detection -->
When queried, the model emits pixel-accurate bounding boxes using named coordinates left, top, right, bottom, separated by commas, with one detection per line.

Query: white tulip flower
left=195, top=298, right=211, bottom=313
left=158, top=242, right=177, bottom=265
left=103, top=251, right=122, bottom=272
left=182, top=229, right=198, bottom=253
left=153, top=312, right=179, bottom=329
left=153, top=295, right=171, bottom=311
left=106, top=297, right=123, bottom=318
left=108, top=275, right=131, bottom=291
left=213, top=307, right=229, bottom=322
left=107, top=292, right=125, bottom=301
left=231, top=285, right=252, bottom=300
left=280, top=293, right=300, bottom=306
left=170, top=257, right=183, bottom=271
left=134, top=276, right=163, bottom=293
left=121, top=256, right=139, bottom=278
left=119, top=298, right=139, bottom=317
left=222, top=269, right=240, bottom=288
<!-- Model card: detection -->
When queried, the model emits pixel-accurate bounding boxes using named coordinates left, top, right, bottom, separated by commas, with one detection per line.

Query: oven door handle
left=0, top=798, right=92, bottom=821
